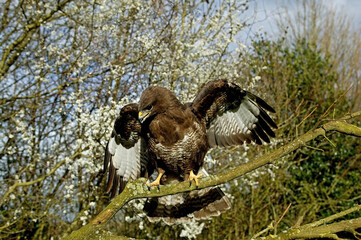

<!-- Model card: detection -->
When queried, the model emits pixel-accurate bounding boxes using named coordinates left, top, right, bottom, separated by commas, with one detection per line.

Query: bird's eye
left=144, top=105, right=152, bottom=111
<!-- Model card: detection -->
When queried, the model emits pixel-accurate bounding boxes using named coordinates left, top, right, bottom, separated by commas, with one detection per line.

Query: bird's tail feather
left=143, top=169, right=231, bottom=225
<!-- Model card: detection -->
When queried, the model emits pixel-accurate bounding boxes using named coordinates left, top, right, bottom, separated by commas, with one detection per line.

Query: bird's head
left=138, top=86, right=180, bottom=123
left=138, top=103, right=153, bottom=123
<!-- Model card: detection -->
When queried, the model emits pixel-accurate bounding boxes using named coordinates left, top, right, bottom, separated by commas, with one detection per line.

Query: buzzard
left=104, top=79, right=277, bottom=224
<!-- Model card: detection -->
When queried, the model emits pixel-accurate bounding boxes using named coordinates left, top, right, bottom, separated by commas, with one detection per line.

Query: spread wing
left=104, top=103, right=153, bottom=198
left=190, top=79, right=277, bottom=147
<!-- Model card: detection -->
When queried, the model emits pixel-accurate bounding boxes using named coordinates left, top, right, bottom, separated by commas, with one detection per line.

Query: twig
left=0, top=151, right=82, bottom=207
left=274, top=203, right=292, bottom=230
left=252, top=223, right=274, bottom=239
left=296, top=106, right=318, bottom=136
left=322, top=133, right=336, bottom=148
left=304, top=144, right=324, bottom=152
left=314, top=85, right=353, bottom=129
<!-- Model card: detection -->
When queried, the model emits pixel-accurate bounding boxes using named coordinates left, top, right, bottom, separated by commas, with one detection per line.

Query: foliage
left=224, top=1, right=361, bottom=237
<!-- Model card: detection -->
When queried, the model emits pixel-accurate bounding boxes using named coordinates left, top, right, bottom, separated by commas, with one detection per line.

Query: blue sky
left=244, top=0, right=361, bottom=40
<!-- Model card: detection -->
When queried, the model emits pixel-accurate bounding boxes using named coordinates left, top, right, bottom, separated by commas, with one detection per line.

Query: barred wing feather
left=103, top=103, right=152, bottom=198
left=191, top=79, right=277, bottom=148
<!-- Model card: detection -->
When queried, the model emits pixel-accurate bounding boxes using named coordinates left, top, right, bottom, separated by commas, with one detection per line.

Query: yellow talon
left=147, top=171, right=164, bottom=190
left=189, top=170, right=203, bottom=189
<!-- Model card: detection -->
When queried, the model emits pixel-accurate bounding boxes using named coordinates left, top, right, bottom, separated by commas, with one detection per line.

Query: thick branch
left=289, top=217, right=361, bottom=239
left=65, top=112, right=361, bottom=240
left=256, top=204, right=361, bottom=240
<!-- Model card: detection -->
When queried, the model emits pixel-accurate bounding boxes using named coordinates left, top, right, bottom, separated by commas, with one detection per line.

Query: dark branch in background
left=0, top=0, right=72, bottom=77
left=0, top=150, right=85, bottom=207
left=64, top=111, right=361, bottom=240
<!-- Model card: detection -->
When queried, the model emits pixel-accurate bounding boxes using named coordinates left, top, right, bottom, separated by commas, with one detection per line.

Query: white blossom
left=180, top=219, right=205, bottom=239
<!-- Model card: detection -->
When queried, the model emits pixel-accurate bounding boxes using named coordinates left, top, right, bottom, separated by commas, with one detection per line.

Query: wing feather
left=207, top=124, right=217, bottom=147
left=257, top=116, right=276, bottom=138
left=259, top=108, right=278, bottom=129
left=110, top=175, right=120, bottom=199
left=191, top=79, right=277, bottom=148
left=104, top=103, right=153, bottom=198
left=106, top=159, right=116, bottom=193
left=254, top=124, right=270, bottom=143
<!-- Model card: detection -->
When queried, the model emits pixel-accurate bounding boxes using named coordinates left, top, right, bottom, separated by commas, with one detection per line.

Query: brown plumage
left=104, top=79, right=277, bottom=224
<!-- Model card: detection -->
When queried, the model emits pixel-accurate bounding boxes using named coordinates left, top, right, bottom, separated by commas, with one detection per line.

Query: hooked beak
left=138, top=110, right=151, bottom=123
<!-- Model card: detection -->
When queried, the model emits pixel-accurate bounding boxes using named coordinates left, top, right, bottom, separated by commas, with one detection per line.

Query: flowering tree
left=0, top=0, right=256, bottom=239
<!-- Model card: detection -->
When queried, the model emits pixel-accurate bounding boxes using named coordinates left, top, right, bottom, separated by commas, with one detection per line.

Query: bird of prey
left=103, top=79, right=277, bottom=224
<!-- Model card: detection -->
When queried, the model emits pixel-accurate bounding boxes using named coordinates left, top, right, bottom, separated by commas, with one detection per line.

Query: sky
left=243, top=0, right=361, bottom=41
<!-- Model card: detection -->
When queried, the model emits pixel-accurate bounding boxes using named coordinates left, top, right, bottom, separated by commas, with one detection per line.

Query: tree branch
left=0, top=151, right=81, bottom=207
left=65, top=111, right=361, bottom=240
left=0, top=0, right=72, bottom=77
left=254, top=203, right=361, bottom=239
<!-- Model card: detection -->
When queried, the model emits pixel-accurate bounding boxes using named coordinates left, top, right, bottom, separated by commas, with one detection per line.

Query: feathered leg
left=147, top=168, right=165, bottom=190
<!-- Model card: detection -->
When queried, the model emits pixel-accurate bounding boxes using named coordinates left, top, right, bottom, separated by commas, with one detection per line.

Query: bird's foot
left=147, top=172, right=163, bottom=191
left=189, top=170, right=203, bottom=189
